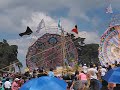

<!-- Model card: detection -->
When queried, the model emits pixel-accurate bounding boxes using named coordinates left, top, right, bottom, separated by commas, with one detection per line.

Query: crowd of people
left=0, top=68, right=56, bottom=90
left=0, top=62, right=120, bottom=90
left=66, top=62, right=120, bottom=90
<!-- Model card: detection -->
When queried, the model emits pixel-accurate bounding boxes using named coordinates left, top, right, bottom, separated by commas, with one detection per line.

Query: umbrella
left=20, top=76, right=67, bottom=90
left=103, top=67, right=120, bottom=84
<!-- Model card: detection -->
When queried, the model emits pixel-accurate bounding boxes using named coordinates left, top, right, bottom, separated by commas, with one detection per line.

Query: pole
left=60, top=28, right=66, bottom=75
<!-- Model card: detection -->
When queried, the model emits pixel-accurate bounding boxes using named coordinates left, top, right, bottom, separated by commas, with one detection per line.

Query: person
left=70, top=71, right=85, bottom=90
left=0, top=81, right=4, bottom=90
left=107, top=65, right=112, bottom=71
left=108, top=83, right=116, bottom=90
left=97, top=66, right=102, bottom=80
left=48, top=68, right=54, bottom=77
left=101, top=80, right=108, bottom=90
left=100, top=66, right=107, bottom=78
left=115, top=61, right=118, bottom=66
left=32, top=70, right=37, bottom=78
left=4, top=78, right=11, bottom=90
left=2, top=77, right=6, bottom=84
left=113, top=84, right=120, bottom=90
left=87, top=64, right=100, bottom=90
left=87, top=64, right=98, bottom=80
left=93, top=64, right=97, bottom=70
left=82, top=64, right=88, bottom=74
left=11, top=78, right=20, bottom=90
left=79, top=71, right=87, bottom=86
left=18, top=77, right=24, bottom=87
left=37, top=69, right=47, bottom=78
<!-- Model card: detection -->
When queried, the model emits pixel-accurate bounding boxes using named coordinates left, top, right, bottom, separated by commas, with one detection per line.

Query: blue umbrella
left=103, top=67, right=120, bottom=84
left=20, top=76, right=67, bottom=90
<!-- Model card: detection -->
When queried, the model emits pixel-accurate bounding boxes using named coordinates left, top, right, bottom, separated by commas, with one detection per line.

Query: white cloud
left=79, top=31, right=100, bottom=44
left=1, top=0, right=120, bottom=34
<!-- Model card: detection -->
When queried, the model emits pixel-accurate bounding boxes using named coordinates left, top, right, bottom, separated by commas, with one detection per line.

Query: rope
left=0, top=35, right=80, bottom=71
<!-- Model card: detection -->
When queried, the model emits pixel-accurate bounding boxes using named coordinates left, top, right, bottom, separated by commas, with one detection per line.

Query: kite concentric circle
left=99, top=25, right=120, bottom=66
left=26, top=33, right=78, bottom=71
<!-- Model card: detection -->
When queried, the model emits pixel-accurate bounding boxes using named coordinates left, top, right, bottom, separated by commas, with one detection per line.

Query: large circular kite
left=99, top=25, right=120, bottom=66
left=26, top=33, right=78, bottom=71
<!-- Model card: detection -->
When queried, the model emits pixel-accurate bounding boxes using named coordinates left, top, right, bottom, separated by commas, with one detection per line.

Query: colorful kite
left=99, top=25, right=120, bottom=66
left=19, top=26, right=33, bottom=37
left=26, top=33, right=78, bottom=71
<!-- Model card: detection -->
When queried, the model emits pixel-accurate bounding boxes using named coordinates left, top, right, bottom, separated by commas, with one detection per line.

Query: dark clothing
left=73, top=80, right=83, bottom=90
left=37, top=74, right=47, bottom=78
left=101, top=87, right=109, bottom=90
left=4, top=88, right=11, bottom=90
left=62, top=75, right=71, bottom=80
left=89, top=79, right=101, bottom=90
left=101, top=79, right=108, bottom=90
left=113, top=87, right=120, bottom=90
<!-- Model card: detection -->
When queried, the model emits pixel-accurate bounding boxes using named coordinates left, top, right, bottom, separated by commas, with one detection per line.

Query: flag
left=58, top=19, right=61, bottom=28
left=36, top=19, right=45, bottom=33
left=19, top=26, right=33, bottom=37
left=106, top=4, right=113, bottom=14
left=72, top=25, right=78, bottom=34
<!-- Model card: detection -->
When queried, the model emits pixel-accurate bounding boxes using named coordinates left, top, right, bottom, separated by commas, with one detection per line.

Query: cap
left=15, top=78, right=20, bottom=81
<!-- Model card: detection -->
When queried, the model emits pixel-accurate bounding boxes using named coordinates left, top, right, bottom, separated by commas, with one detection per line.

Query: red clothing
left=79, top=73, right=87, bottom=80
left=12, top=82, right=19, bottom=90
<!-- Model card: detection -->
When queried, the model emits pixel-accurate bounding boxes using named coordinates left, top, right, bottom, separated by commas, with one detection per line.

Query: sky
left=0, top=0, right=120, bottom=71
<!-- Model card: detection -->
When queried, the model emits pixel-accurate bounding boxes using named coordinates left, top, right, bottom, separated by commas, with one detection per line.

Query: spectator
left=87, top=64, right=98, bottom=80
left=113, top=84, right=120, bottom=90
left=70, top=71, right=83, bottom=90
left=79, top=71, right=87, bottom=86
left=0, top=81, right=4, bottom=90
left=11, top=78, right=20, bottom=90
left=108, top=83, right=116, bottom=90
left=101, top=80, right=108, bottom=90
left=82, top=64, right=88, bottom=74
left=100, top=66, right=107, bottom=78
left=88, top=64, right=99, bottom=90
left=107, top=65, right=112, bottom=71
left=37, top=69, right=47, bottom=78
left=48, top=68, right=54, bottom=77
left=4, top=78, right=11, bottom=90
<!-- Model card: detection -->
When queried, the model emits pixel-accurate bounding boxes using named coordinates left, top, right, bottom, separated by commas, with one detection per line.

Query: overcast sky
left=0, top=0, right=120, bottom=70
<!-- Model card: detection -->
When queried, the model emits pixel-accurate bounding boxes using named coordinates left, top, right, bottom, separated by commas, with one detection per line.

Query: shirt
left=79, top=73, right=87, bottom=80
left=4, top=81, right=11, bottom=89
left=48, top=71, right=54, bottom=77
left=100, top=68, right=107, bottom=76
left=88, top=68, right=98, bottom=79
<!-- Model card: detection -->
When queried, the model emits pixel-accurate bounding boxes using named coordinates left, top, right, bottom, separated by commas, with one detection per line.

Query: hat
left=15, top=78, right=20, bottom=81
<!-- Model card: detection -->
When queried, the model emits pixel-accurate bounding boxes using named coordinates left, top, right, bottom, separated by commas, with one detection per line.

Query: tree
left=66, top=33, right=100, bottom=66
left=78, top=44, right=100, bottom=66
left=0, top=39, right=19, bottom=71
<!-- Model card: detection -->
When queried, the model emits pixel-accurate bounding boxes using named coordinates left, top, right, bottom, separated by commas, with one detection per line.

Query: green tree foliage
left=79, top=44, right=100, bottom=66
left=0, top=39, right=20, bottom=71
left=66, top=33, right=100, bottom=66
